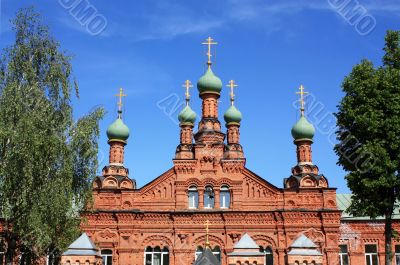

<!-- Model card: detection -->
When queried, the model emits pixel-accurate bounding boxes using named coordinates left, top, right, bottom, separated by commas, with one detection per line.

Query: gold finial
left=227, top=80, right=238, bottom=106
left=115, top=88, right=127, bottom=118
left=202, top=37, right=218, bottom=67
left=296, top=84, right=308, bottom=116
left=205, top=220, right=210, bottom=248
left=182, top=80, right=193, bottom=106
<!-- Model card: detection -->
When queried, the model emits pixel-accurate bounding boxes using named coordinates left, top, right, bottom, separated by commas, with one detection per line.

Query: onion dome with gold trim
left=291, top=115, right=315, bottom=140
left=178, top=105, right=197, bottom=125
left=224, top=105, right=242, bottom=125
left=107, top=110, right=130, bottom=142
left=197, top=67, right=223, bottom=95
left=224, top=79, right=242, bottom=125
left=291, top=85, right=315, bottom=141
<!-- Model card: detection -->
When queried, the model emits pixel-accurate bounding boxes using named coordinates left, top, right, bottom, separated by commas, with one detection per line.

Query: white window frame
left=204, top=186, right=215, bottom=209
left=188, top=186, right=199, bottom=209
left=194, top=246, right=221, bottom=262
left=144, top=246, right=169, bottom=265
left=101, top=249, right=113, bottom=265
left=339, top=244, right=349, bottom=265
left=259, top=246, right=273, bottom=265
left=0, top=246, right=4, bottom=265
left=395, top=245, right=400, bottom=265
left=365, top=244, right=378, bottom=265
left=220, top=185, right=230, bottom=209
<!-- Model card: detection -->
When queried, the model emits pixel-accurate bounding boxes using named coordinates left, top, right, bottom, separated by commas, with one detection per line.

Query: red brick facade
left=81, top=62, right=344, bottom=264
left=5, top=41, right=400, bottom=265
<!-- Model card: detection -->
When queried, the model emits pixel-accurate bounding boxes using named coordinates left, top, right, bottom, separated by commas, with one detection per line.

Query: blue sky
left=1, top=0, right=399, bottom=193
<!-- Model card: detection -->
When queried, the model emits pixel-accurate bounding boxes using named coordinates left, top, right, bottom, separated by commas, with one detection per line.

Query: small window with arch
left=101, top=249, right=113, bottom=265
left=220, top=185, right=231, bottom=209
left=204, top=186, right=215, bottom=209
left=188, top=186, right=199, bottom=209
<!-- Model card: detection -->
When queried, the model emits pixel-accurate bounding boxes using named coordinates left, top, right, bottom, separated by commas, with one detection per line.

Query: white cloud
left=57, top=0, right=400, bottom=41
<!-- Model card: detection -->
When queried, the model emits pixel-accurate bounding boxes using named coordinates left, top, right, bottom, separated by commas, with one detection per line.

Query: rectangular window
left=339, top=244, right=349, bottom=265
left=365, top=244, right=378, bottom=265
left=220, top=191, right=230, bottom=208
left=204, top=187, right=215, bottom=209
left=395, top=245, right=400, bottom=265
left=145, top=253, right=152, bottom=265
left=0, top=244, right=4, bottom=265
left=19, top=253, right=32, bottom=265
left=101, top=250, right=112, bottom=265
left=188, top=191, right=198, bottom=209
left=153, top=253, right=161, bottom=265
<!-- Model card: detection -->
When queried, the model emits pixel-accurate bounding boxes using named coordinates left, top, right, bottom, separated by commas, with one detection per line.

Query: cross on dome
left=115, top=88, right=127, bottom=118
left=227, top=80, right=238, bottom=106
left=202, top=37, right=218, bottom=67
left=182, top=80, right=193, bottom=106
left=296, top=84, right=308, bottom=116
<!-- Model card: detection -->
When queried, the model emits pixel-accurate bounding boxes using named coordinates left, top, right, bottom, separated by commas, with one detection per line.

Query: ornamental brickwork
left=63, top=39, right=400, bottom=265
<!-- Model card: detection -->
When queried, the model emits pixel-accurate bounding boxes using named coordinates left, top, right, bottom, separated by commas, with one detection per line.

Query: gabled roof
left=234, top=233, right=259, bottom=249
left=290, top=234, right=317, bottom=248
left=194, top=248, right=220, bottom=265
left=337, top=194, right=400, bottom=220
left=62, top=233, right=100, bottom=256
left=288, top=234, right=322, bottom=256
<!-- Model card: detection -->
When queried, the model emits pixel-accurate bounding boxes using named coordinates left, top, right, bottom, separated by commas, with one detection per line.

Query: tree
left=0, top=7, right=104, bottom=264
left=335, top=30, right=400, bottom=265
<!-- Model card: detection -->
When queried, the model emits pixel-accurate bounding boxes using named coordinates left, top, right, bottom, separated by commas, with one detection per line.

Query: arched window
left=195, top=246, right=203, bottom=260
left=194, top=246, right=221, bottom=262
left=212, top=246, right=221, bottom=262
left=101, top=249, right=112, bottom=265
left=259, top=246, right=273, bottom=265
left=204, top=186, right=215, bottom=209
left=145, top=246, right=169, bottom=265
left=188, top=186, right=199, bottom=209
left=220, top=185, right=230, bottom=208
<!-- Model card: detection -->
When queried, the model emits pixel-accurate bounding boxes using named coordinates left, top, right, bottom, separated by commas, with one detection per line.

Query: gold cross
left=182, top=80, right=193, bottom=106
left=115, top=88, right=127, bottom=118
left=202, top=37, right=217, bottom=66
left=205, top=220, right=210, bottom=248
left=226, top=80, right=238, bottom=106
left=296, top=84, right=308, bottom=115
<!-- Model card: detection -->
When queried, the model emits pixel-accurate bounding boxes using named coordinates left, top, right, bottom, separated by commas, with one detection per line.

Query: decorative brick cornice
left=221, top=159, right=245, bottom=173
left=173, top=159, right=197, bottom=174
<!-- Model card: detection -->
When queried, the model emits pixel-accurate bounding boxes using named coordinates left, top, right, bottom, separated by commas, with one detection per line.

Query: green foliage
left=335, top=30, right=400, bottom=265
left=0, top=7, right=104, bottom=261
left=335, top=30, right=400, bottom=217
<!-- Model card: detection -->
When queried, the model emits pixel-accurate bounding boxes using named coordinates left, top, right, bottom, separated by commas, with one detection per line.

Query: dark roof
left=194, top=248, right=220, bottom=265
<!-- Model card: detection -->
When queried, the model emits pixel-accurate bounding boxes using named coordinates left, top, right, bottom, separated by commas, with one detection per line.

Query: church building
left=61, top=38, right=400, bottom=265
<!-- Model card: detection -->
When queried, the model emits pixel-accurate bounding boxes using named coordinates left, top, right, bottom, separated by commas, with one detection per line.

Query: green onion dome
left=291, top=115, right=315, bottom=140
left=197, top=67, right=223, bottom=95
left=106, top=116, right=130, bottom=142
left=224, top=105, right=242, bottom=125
left=178, top=105, right=197, bottom=125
